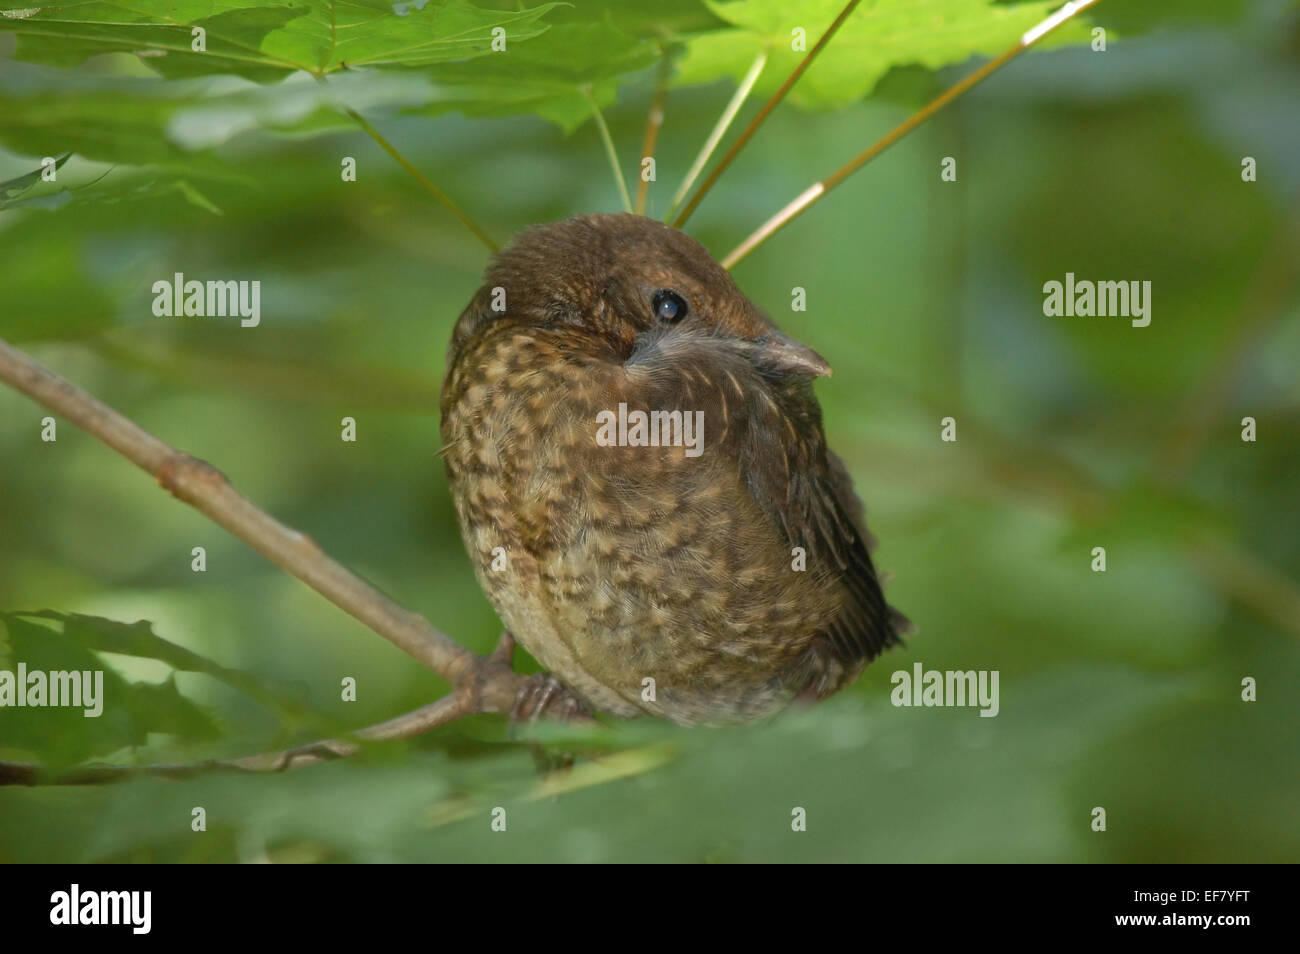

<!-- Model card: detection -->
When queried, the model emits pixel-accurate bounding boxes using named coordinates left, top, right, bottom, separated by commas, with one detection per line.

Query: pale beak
left=755, top=332, right=833, bottom=378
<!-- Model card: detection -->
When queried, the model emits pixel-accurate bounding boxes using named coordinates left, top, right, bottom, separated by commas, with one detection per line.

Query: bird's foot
left=510, top=672, right=592, bottom=725
left=509, top=673, right=594, bottom=775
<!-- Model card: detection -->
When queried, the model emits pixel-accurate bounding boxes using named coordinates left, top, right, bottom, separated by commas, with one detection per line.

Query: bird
left=439, top=213, right=908, bottom=726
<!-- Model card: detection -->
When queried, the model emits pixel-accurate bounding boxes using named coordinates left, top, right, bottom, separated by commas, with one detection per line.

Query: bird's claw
left=510, top=673, right=591, bottom=726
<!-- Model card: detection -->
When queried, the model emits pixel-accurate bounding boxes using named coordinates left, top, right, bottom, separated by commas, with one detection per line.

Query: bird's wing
left=625, top=326, right=907, bottom=669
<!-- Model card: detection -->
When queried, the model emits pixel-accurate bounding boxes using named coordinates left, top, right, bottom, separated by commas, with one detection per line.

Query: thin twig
left=0, top=338, right=474, bottom=682
left=665, top=50, right=769, bottom=223
left=344, top=107, right=500, bottom=253
left=635, top=50, right=675, bottom=216
left=0, top=691, right=474, bottom=786
left=671, top=0, right=864, bottom=228
left=722, top=0, right=1103, bottom=268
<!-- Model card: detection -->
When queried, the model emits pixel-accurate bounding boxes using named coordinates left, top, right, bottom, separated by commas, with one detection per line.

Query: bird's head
left=452, top=213, right=831, bottom=378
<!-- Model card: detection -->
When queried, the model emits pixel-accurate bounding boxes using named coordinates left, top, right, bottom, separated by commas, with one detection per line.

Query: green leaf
left=674, top=0, right=1096, bottom=109
left=8, top=666, right=1213, bottom=861
left=0, top=0, right=562, bottom=83
left=0, top=162, right=228, bottom=214
left=0, top=613, right=221, bottom=765
left=0, top=63, right=228, bottom=162
left=17, top=611, right=308, bottom=715
left=0, top=0, right=1100, bottom=146
left=414, top=20, right=660, bottom=131
left=0, top=62, right=439, bottom=161
left=548, top=0, right=727, bottom=38
left=0, top=151, right=70, bottom=200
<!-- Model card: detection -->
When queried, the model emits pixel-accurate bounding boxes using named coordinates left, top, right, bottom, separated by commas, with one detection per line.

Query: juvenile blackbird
left=440, top=213, right=908, bottom=725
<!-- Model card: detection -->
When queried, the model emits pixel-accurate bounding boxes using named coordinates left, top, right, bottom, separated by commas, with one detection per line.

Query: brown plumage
left=440, top=213, right=907, bottom=725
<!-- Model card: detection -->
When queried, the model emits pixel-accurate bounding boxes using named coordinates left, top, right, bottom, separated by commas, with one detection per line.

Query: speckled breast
left=440, top=319, right=845, bottom=725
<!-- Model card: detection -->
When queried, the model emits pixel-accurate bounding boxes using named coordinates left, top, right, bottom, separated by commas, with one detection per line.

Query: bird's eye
left=652, top=289, right=688, bottom=324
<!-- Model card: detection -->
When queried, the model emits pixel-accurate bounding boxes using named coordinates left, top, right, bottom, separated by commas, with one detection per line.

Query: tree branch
left=0, top=338, right=532, bottom=783
left=0, top=689, right=474, bottom=786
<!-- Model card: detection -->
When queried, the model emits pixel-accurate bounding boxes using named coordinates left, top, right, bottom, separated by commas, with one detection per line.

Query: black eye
left=652, top=289, right=688, bottom=324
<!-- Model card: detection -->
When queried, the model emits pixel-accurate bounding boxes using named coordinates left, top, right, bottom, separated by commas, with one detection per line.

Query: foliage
left=0, top=0, right=1297, bottom=861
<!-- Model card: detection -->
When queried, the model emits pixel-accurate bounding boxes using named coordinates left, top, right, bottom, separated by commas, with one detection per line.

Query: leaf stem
left=344, top=107, right=499, bottom=253
left=664, top=49, right=768, bottom=224
left=635, top=49, right=675, bottom=216
left=583, top=86, right=634, bottom=214
left=721, top=0, right=1103, bottom=269
left=672, top=0, right=864, bottom=228
left=0, top=337, right=519, bottom=700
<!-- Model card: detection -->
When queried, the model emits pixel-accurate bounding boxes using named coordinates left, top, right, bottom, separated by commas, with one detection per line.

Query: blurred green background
left=0, top=0, right=1297, bottom=862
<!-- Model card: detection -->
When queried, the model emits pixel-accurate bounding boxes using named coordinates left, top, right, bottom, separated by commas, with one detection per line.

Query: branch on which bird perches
left=0, top=338, right=551, bottom=786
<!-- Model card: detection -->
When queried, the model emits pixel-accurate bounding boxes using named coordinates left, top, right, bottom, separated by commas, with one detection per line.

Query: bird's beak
left=756, top=332, right=833, bottom=378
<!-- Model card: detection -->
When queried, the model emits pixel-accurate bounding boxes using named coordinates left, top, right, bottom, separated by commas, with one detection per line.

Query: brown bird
left=440, top=213, right=908, bottom=726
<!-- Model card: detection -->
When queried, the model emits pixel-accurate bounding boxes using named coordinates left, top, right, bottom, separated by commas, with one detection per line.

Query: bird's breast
left=440, top=323, right=845, bottom=723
